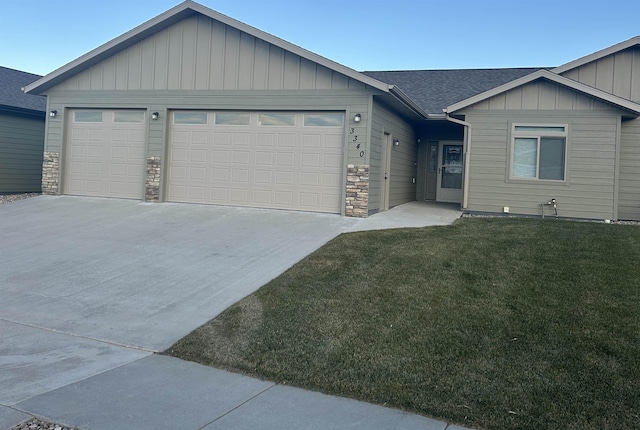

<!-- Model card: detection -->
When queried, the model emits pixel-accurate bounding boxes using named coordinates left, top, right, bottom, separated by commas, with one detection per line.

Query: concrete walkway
left=1, top=196, right=466, bottom=430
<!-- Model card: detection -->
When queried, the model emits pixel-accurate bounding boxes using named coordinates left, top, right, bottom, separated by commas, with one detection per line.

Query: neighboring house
left=24, top=1, right=640, bottom=221
left=0, top=66, right=46, bottom=193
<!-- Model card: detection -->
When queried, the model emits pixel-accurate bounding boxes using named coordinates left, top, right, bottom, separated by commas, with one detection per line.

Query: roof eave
left=25, top=0, right=389, bottom=95
left=387, top=86, right=429, bottom=120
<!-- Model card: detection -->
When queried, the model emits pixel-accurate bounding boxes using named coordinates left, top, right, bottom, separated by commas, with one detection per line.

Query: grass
left=165, top=218, right=640, bottom=430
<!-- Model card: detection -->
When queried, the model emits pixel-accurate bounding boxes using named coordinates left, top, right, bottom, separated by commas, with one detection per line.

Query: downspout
left=444, top=114, right=472, bottom=210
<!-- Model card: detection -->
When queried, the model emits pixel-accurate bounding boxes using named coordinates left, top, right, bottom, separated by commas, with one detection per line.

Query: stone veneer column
left=41, top=152, right=60, bottom=195
left=145, top=156, right=162, bottom=202
left=345, top=164, right=369, bottom=218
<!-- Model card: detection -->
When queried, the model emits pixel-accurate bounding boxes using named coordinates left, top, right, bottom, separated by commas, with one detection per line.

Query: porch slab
left=349, top=201, right=462, bottom=232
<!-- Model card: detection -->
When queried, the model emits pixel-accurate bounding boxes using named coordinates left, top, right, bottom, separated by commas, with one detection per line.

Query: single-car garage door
left=64, top=110, right=146, bottom=199
left=167, top=111, right=344, bottom=213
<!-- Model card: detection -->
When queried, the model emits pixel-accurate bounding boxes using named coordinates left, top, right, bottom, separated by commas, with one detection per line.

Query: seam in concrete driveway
left=196, top=383, right=277, bottom=430
left=0, top=318, right=158, bottom=354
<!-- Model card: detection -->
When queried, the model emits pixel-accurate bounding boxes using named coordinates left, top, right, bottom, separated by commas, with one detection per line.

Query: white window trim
left=509, top=123, right=569, bottom=183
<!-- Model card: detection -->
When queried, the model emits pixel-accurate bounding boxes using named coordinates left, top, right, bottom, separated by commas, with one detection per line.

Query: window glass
left=74, top=111, right=103, bottom=123
left=512, top=124, right=567, bottom=181
left=513, top=138, right=538, bottom=178
left=114, top=111, right=145, bottom=123
left=303, top=113, right=344, bottom=127
left=514, top=125, right=565, bottom=133
left=539, top=138, right=566, bottom=180
left=258, top=113, right=295, bottom=126
left=215, top=112, right=250, bottom=125
left=174, top=112, right=208, bottom=124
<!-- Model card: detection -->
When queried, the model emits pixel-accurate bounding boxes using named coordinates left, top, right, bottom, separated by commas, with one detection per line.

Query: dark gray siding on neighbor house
left=460, top=80, right=623, bottom=220
left=0, top=113, right=44, bottom=193
left=369, top=100, right=417, bottom=211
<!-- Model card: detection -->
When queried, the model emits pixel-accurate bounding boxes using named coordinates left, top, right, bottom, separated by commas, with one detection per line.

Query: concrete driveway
left=0, top=196, right=357, bottom=404
left=1, top=196, right=464, bottom=430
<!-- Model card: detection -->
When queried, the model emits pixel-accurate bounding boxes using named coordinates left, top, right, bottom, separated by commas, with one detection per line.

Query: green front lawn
left=165, top=218, right=640, bottom=430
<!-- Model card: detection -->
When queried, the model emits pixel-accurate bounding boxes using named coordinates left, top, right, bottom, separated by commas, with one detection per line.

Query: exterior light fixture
left=393, top=139, right=400, bottom=147
left=354, top=113, right=361, bottom=123
left=49, top=110, right=57, bottom=118
left=151, top=112, right=159, bottom=120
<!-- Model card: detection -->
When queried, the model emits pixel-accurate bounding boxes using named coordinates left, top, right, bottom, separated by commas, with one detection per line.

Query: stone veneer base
left=145, top=156, right=162, bottom=202
left=345, top=164, right=369, bottom=218
left=42, top=152, right=60, bottom=195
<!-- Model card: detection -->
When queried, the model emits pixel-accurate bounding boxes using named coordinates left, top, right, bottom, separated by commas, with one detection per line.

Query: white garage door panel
left=168, top=111, right=344, bottom=213
left=64, top=110, right=146, bottom=199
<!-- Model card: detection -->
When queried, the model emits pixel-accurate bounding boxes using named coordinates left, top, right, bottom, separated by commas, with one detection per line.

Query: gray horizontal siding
left=370, top=101, right=417, bottom=210
left=54, top=15, right=366, bottom=92
left=0, top=113, right=44, bottom=193
left=619, top=117, right=640, bottom=220
left=462, top=111, right=620, bottom=220
left=561, top=46, right=640, bottom=103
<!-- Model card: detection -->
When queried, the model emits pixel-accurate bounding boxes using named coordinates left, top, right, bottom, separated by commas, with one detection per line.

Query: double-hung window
left=511, top=124, right=567, bottom=181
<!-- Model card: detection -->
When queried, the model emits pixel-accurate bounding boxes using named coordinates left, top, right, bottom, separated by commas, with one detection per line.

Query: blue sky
left=1, top=0, right=639, bottom=76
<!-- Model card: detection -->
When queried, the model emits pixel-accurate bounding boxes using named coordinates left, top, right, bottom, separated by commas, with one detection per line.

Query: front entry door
left=436, top=142, right=463, bottom=203
left=380, top=133, right=392, bottom=211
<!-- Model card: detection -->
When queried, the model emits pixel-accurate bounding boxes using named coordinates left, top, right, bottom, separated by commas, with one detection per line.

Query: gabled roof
left=444, top=69, right=640, bottom=117
left=363, top=68, right=542, bottom=115
left=0, top=66, right=46, bottom=114
left=24, top=0, right=390, bottom=95
left=553, top=36, right=640, bottom=75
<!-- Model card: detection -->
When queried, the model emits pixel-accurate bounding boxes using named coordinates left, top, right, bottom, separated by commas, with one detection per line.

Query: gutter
left=444, top=114, right=472, bottom=210
left=388, top=85, right=429, bottom=119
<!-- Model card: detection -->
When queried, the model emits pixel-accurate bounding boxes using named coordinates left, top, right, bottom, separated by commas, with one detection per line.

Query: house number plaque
left=349, top=127, right=366, bottom=158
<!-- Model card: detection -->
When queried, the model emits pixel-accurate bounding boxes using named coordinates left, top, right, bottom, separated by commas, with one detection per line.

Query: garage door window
left=74, top=111, right=103, bottom=123
left=114, top=111, right=145, bottom=123
left=304, top=113, right=344, bottom=127
left=174, top=112, right=208, bottom=124
left=258, top=113, right=295, bottom=126
left=215, top=112, right=250, bottom=125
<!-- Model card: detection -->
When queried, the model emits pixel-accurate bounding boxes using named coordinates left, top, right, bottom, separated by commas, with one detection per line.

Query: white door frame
left=436, top=140, right=464, bottom=203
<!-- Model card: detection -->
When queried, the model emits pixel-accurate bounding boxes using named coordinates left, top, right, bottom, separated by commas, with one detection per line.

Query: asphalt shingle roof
left=363, top=68, right=544, bottom=114
left=0, top=66, right=46, bottom=113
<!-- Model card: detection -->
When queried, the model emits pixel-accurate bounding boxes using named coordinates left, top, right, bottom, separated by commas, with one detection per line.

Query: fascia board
left=445, top=69, right=640, bottom=116
left=553, top=36, right=640, bottom=75
left=25, top=0, right=390, bottom=94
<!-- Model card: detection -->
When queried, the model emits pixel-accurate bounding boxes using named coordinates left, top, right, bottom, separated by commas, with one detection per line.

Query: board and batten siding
left=0, top=113, right=44, bottom=193
left=460, top=80, right=624, bottom=220
left=53, top=15, right=367, bottom=93
left=560, top=46, right=640, bottom=103
left=619, top=117, right=640, bottom=220
left=369, top=100, right=417, bottom=211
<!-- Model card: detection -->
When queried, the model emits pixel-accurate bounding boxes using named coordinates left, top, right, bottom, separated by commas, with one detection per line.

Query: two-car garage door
left=63, top=109, right=344, bottom=214
left=167, top=111, right=344, bottom=213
